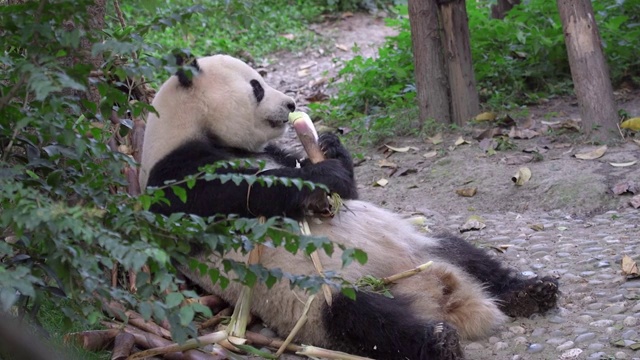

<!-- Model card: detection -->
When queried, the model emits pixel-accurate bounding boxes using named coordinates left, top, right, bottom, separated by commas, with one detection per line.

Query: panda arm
left=264, top=134, right=358, bottom=198
left=147, top=141, right=356, bottom=218
left=263, top=144, right=302, bottom=168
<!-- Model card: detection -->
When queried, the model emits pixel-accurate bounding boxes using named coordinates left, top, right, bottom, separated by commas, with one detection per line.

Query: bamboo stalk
left=63, top=329, right=119, bottom=351
left=126, top=330, right=228, bottom=360
left=126, top=309, right=172, bottom=339
left=297, top=345, right=374, bottom=360
left=289, top=114, right=334, bottom=306
left=301, top=220, right=333, bottom=306
left=101, top=322, right=183, bottom=360
left=275, top=294, right=315, bottom=357
left=111, top=263, right=119, bottom=287
left=244, top=331, right=302, bottom=353
left=227, top=243, right=263, bottom=338
left=111, top=332, right=135, bottom=360
left=199, top=307, right=232, bottom=330
left=381, top=261, right=433, bottom=284
left=102, top=300, right=172, bottom=339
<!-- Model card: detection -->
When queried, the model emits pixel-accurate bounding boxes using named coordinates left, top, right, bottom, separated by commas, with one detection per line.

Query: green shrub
left=320, top=0, right=640, bottom=139
left=1, top=0, right=363, bottom=350
left=119, top=0, right=326, bottom=61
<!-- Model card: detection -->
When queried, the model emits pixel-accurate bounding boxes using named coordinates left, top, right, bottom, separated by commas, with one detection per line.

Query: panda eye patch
left=250, top=79, right=265, bottom=103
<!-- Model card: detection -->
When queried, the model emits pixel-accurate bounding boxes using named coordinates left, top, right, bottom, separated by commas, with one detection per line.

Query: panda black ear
left=174, top=51, right=200, bottom=87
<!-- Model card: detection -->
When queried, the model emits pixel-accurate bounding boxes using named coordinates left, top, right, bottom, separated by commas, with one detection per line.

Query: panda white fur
left=140, top=54, right=558, bottom=359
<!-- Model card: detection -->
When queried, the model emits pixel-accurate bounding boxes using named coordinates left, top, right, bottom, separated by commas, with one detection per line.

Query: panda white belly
left=183, top=200, right=506, bottom=350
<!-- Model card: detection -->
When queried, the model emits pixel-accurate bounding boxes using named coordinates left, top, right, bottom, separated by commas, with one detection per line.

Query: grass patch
left=119, top=0, right=328, bottom=61
left=1, top=298, right=110, bottom=360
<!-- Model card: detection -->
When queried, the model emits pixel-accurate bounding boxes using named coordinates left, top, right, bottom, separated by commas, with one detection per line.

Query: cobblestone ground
left=423, top=207, right=640, bottom=360
left=265, top=12, right=640, bottom=360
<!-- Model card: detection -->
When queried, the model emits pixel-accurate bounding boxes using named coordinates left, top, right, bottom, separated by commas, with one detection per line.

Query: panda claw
left=500, top=276, right=559, bottom=318
left=427, top=322, right=465, bottom=360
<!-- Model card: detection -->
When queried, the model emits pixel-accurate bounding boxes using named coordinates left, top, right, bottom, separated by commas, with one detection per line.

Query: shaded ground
left=261, top=12, right=640, bottom=360
left=263, top=12, right=640, bottom=218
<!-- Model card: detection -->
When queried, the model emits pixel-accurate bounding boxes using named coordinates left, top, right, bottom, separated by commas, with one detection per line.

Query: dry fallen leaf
left=304, top=90, right=329, bottom=103
left=521, top=115, right=535, bottom=129
left=479, top=138, right=497, bottom=153
left=398, top=168, right=417, bottom=176
left=428, top=133, right=443, bottom=145
left=455, top=187, right=477, bottom=197
left=475, top=127, right=504, bottom=140
left=298, top=62, right=317, bottom=70
left=574, top=145, right=607, bottom=160
left=620, top=117, right=640, bottom=131
left=508, top=127, right=539, bottom=139
left=384, top=145, right=413, bottom=153
left=374, top=178, right=389, bottom=187
left=529, top=224, right=545, bottom=231
left=522, top=146, right=547, bottom=154
left=504, top=154, right=535, bottom=165
left=297, top=69, right=310, bottom=77
left=612, top=181, right=637, bottom=195
left=483, top=244, right=512, bottom=253
left=335, top=43, right=349, bottom=51
left=377, top=159, right=398, bottom=169
left=454, top=136, right=470, bottom=146
left=621, top=255, right=639, bottom=277
left=475, top=112, right=497, bottom=122
left=281, top=33, right=295, bottom=40
left=634, top=139, right=640, bottom=146
left=560, top=119, right=581, bottom=131
left=459, top=215, right=486, bottom=233
left=512, top=167, right=532, bottom=186
left=423, top=150, right=437, bottom=159
left=496, top=114, right=517, bottom=128
left=610, top=160, right=637, bottom=167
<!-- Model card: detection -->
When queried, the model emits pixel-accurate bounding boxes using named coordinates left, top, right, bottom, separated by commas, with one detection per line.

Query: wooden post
left=557, top=0, right=619, bottom=141
left=439, top=0, right=480, bottom=126
left=408, top=0, right=451, bottom=125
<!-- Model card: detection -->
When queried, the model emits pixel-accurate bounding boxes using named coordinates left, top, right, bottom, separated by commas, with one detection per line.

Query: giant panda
left=139, top=54, right=559, bottom=360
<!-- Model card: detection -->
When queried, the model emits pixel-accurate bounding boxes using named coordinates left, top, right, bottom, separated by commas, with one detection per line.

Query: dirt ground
left=263, top=11, right=640, bottom=221
left=259, top=12, right=640, bottom=360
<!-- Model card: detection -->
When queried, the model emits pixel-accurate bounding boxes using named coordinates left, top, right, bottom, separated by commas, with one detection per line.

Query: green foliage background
left=314, top=0, right=640, bottom=143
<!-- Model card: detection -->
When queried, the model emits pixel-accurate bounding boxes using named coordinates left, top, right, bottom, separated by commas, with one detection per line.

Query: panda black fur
left=140, top=54, right=559, bottom=360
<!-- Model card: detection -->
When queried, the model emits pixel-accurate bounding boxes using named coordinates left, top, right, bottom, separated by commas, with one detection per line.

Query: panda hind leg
left=322, top=291, right=464, bottom=360
left=497, top=276, right=559, bottom=317
left=429, top=233, right=559, bottom=317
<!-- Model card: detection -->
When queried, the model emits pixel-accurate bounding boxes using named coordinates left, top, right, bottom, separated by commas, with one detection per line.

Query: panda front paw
left=302, top=159, right=357, bottom=200
left=318, top=133, right=354, bottom=174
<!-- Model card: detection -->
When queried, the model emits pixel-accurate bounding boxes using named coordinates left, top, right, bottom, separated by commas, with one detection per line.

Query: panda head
left=140, top=54, right=296, bottom=188
left=173, top=54, right=295, bottom=150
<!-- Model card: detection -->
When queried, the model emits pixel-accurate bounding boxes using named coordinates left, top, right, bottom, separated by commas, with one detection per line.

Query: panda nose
left=286, top=101, right=296, bottom=112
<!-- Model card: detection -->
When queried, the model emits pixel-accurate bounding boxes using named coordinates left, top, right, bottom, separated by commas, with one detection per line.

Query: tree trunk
left=557, top=0, right=618, bottom=141
left=491, top=0, right=521, bottom=19
left=408, top=0, right=451, bottom=125
left=439, top=0, right=480, bottom=126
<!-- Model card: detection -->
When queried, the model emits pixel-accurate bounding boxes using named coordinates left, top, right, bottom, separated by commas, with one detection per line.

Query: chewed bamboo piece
left=288, top=111, right=334, bottom=307
left=288, top=112, right=321, bottom=162
left=382, top=261, right=433, bottom=284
